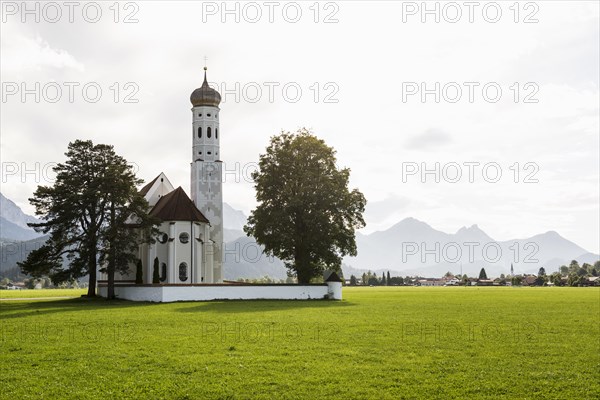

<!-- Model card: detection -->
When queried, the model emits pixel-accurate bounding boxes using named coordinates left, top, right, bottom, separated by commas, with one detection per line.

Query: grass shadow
left=174, top=299, right=356, bottom=314
left=0, top=297, right=158, bottom=320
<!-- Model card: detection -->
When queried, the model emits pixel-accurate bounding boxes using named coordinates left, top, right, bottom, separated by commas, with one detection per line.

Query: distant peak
left=543, top=230, right=560, bottom=237
left=457, top=224, right=481, bottom=233
left=398, top=217, right=426, bottom=226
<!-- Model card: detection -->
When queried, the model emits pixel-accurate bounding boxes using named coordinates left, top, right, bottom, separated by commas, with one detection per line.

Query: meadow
left=1, top=287, right=598, bottom=399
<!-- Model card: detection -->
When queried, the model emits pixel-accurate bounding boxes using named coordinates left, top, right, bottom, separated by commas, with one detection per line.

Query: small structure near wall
left=98, top=273, right=343, bottom=302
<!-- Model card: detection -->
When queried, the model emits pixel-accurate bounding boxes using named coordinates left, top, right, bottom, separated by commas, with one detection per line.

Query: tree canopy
left=18, top=140, right=157, bottom=297
left=244, top=129, right=366, bottom=284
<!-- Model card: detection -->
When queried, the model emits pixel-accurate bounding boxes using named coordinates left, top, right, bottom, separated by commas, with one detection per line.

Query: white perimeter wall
left=98, top=283, right=342, bottom=302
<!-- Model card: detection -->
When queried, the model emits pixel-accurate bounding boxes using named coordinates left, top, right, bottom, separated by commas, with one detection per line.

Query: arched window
left=160, top=263, right=167, bottom=282
left=179, top=262, right=188, bottom=282
left=207, top=127, right=212, bottom=138
left=197, top=127, right=202, bottom=138
left=215, top=128, right=218, bottom=139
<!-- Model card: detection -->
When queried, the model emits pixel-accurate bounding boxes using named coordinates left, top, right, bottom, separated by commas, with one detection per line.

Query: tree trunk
left=295, top=248, right=311, bottom=284
left=106, top=204, right=116, bottom=300
left=87, top=242, right=97, bottom=297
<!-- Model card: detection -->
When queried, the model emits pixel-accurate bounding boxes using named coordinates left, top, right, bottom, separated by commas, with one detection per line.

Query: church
left=104, top=67, right=224, bottom=284
left=98, top=68, right=342, bottom=301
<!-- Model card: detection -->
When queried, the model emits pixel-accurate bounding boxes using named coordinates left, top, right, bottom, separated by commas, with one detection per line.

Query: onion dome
left=190, top=67, right=221, bottom=107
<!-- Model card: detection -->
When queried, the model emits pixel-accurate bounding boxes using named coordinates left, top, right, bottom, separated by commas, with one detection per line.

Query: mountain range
left=0, top=193, right=42, bottom=241
left=0, top=192, right=597, bottom=280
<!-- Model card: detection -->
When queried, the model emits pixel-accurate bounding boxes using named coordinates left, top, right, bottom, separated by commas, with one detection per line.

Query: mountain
left=0, top=217, right=42, bottom=241
left=0, top=235, right=49, bottom=280
left=0, top=193, right=42, bottom=241
left=345, top=218, right=598, bottom=277
left=223, top=202, right=247, bottom=231
left=223, top=235, right=287, bottom=280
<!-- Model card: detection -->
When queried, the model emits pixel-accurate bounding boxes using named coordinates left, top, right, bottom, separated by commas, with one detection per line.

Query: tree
left=593, top=261, right=600, bottom=276
left=549, top=272, right=563, bottom=286
left=349, top=275, right=357, bottom=286
left=361, top=273, right=367, bottom=285
left=569, top=260, right=580, bottom=274
left=511, top=275, right=523, bottom=286
left=538, top=267, right=546, bottom=276
left=152, top=257, right=160, bottom=284
left=98, top=150, right=158, bottom=299
left=388, top=276, right=404, bottom=286
left=18, top=140, right=156, bottom=298
left=244, top=129, right=366, bottom=284
left=135, top=259, right=143, bottom=284
left=479, top=268, right=488, bottom=280
left=510, top=263, right=514, bottom=276
left=381, top=272, right=386, bottom=286
left=534, top=274, right=547, bottom=286
left=367, top=276, right=379, bottom=286
left=559, top=265, right=569, bottom=276
left=387, top=271, right=391, bottom=285
left=567, top=273, right=583, bottom=287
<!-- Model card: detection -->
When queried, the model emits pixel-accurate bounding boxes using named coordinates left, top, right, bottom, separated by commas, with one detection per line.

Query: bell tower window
left=207, top=127, right=212, bottom=138
left=216, top=128, right=218, bottom=139
left=197, top=127, right=202, bottom=138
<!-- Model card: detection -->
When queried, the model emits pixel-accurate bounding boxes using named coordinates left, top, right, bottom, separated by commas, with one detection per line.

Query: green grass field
left=0, top=288, right=87, bottom=299
left=1, top=287, right=598, bottom=399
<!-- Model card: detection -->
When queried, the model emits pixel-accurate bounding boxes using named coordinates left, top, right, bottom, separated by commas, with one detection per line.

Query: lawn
left=0, top=289, right=87, bottom=299
left=1, top=287, right=598, bottom=399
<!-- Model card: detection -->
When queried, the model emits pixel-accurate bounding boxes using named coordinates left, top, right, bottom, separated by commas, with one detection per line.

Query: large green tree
left=18, top=140, right=156, bottom=297
left=244, top=129, right=366, bottom=284
left=98, top=152, right=158, bottom=299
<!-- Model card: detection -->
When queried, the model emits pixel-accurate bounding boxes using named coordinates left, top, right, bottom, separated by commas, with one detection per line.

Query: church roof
left=139, top=175, right=160, bottom=196
left=149, top=187, right=209, bottom=223
left=190, top=68, right=221, bottom=107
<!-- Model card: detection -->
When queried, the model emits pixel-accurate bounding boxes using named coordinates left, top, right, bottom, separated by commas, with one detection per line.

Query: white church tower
left=190, top=67, right=223, bottom=282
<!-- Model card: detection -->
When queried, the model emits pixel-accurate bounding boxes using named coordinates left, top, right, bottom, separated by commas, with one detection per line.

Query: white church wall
left=99, top=282, right=342, bottom=302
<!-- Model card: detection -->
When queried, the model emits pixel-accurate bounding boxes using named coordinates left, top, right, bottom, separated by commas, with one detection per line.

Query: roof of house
left=325, top=271, right=343, bottom=282
left=149, top=186, right=209, bottom=223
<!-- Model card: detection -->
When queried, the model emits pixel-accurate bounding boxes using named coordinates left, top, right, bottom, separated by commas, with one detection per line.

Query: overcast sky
left=1, top=1, right=598, bottom=252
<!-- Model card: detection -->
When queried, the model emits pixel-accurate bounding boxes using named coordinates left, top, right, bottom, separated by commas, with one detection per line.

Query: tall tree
left=18, top=140, right=156, bottom=297
left=479, top=268, right=488, bottom=280
left=538, top=267, right=546, bottom=276
left=350, top=275, right=357, bottom=286
left=387, top=271, right=391, bottom=285
left=381, top=272, right=386, bottom=285
left=98, top=155, right=158, bottom=299
left=244, top=129, right=366, bottom=284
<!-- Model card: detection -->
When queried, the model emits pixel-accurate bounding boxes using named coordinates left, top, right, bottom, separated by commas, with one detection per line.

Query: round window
left=179, top=232, right=190, bottom=244
left=157, top=232, right=168, bottom=244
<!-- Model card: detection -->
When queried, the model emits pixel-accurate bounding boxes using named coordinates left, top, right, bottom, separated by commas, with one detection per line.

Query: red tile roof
left=149, top=187, right=209, bottom=223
